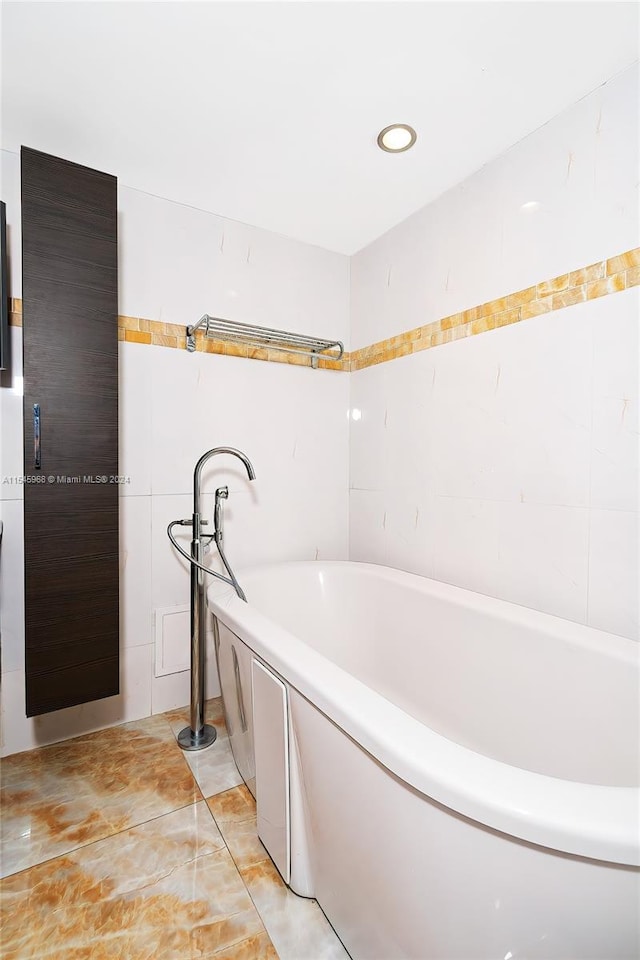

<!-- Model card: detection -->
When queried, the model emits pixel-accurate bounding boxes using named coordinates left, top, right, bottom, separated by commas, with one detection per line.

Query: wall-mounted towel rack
left=186, top=315, right=344, bottom=368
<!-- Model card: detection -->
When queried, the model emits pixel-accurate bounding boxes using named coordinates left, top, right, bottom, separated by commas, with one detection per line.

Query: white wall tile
left=0, top=327, right=24, bottom=500
left=150, top=347, right=210, bottom=497
left=380, top=353, right=438, bottom=496
left=591, top=397, right=640, bottom=514
left=592, top=66, right=640, bottom=255
left=431, top=496, right=499, bottom=600
left=151, top=493, right=194, bottom=609
left=383, top=490, right=436, bottom=580
left=350, top=352, right=440, bottom=498
left=151, top=632, right=221, bottom=715
left=349, top=365, right=394, bottom=493
left=119, top=186, right=350, bottom=347
left=430, top=496, right=590, bottom=623
left=118, top=186, right=221, bottom=328
left=498, top=83, right=600, bottom=291
left=227, top=477, right=349, bottom=569
left=490, top=501, right=590, bottom=624
left=430, top=308, right=593, bottom=507
left=588, top=510, right=639, bottom=641
left=349, top=69, right=638, bottom=640
left=0, top=149, right=21, bottom=296
left=0, top=644, right=153, bottom=757
left=0, top=497, right=24, bottom=673
left=590, top=288, right=639, bottom=513
left=118, top=341, right=152, bottom=497
left=151, top=669, right=192, bottom=716
left=149, top=346, right=349, bottom=498
left=349, top=489, right=387, bottom=566
left=120, top=495, right=153, bottom=647
left=351, top=65, right=638, bottom=350
left=349, top=314, right=623, bottom=631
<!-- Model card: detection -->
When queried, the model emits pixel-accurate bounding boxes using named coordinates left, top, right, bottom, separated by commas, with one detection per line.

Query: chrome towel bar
left=186, top=315, right=344, bottom=368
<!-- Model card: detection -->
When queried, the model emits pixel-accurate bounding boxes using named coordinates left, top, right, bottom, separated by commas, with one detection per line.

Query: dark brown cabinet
left=21, top=147, right=119, bottom=717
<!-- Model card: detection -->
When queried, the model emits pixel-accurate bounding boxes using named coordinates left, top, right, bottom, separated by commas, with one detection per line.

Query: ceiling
left=1, top=1, right=638, bottom=254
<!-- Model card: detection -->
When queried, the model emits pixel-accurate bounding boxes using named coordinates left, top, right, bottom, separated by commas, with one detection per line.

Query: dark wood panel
left=22, top=369, right=118, bottom=407
left=28, top=639, right=118, bottom=677
left=22, top=275, right=117, bottom=321
left=26, top=658, right=119, bottom=717
left=24, top=605, right=119, bottom=646
left=24, top=485, right=119, bottom=561
left=22, top=146, right=119, bottom=717
left=21, top=148, right=116, bottom=234
left=23, top=422, right=118, bottom=475
left=22, top=226, right=117, bottom=293
left=23, top=297, right=118, bottom=345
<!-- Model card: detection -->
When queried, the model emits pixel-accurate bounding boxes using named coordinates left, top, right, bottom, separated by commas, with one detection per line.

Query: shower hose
left=166, top=520, right=247, bottom=601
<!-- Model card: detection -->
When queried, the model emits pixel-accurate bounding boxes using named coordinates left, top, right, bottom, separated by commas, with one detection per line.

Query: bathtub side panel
left=215, top=622, right=256, bottom=796
left=289, top=689, right=640, bottom=960
left=252, top=658, right=291, bottom=884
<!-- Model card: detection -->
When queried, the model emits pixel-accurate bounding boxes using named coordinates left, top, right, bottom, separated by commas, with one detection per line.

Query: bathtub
left=208, top=561, right=640, bottom=960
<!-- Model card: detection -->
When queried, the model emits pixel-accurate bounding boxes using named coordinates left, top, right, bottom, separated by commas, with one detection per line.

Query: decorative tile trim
left=116, top=316, right=351, bottom=369
left=349, top=246, right=639, bottom=372
left=8, top=298, right=22, bottom=327
left=8, top=246, right=639, bottom=372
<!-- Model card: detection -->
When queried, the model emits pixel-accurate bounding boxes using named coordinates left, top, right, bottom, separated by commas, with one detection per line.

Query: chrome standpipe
left=170, top=446, right=256, bottom=752
left=178, top=508, right=216, bottom=751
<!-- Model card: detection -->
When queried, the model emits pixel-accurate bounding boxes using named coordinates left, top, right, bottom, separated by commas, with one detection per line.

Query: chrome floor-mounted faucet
left=167, top=447, right=256, bottom=752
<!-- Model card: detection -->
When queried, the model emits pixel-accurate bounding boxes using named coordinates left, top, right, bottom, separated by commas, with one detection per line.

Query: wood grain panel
left=21, top=146, right=119, bottom=717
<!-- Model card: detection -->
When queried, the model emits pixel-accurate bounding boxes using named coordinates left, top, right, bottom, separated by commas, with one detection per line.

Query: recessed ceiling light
left=521, top=200, right=541, bottom=212
left=377, top=124, right=417, bottom=153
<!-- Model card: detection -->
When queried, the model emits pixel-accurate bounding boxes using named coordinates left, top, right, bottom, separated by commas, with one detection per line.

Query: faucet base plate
left=177, top=723, right=218, bottom=752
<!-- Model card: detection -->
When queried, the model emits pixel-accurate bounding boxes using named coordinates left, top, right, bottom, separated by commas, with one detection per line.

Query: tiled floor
left=0, top=699, right=350, bottom=960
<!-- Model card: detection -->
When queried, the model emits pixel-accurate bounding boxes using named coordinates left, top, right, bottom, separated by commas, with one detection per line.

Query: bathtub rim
left=207, top=560, right=640, bottom=866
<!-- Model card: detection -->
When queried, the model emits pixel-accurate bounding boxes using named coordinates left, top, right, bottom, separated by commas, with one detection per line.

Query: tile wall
left=349, top=64, right=639, bottom=640
left=0, top=154, right=350, bottom=756
left=350, top=65, right=639, bottom=351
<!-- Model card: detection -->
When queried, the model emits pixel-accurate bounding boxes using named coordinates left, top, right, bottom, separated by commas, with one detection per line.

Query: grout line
left=0, top=796, right=208, bottom=883
left=432, top=493, right=590, bottom=509
left=206, top=786, right=352, bottom=958
left=200, top=793, right=281, bottom=957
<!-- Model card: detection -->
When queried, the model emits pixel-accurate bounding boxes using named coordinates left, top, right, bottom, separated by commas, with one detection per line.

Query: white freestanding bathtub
left=208, top=561, right=640, bottom=960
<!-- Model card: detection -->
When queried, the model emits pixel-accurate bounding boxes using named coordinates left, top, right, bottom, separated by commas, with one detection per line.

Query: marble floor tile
left=208, top=786, right=351, bottom=960
left=164, top=699, right=244, bottom=798
left=164, top=697, right=227, bottom=734
left=0, top=801, right=277, bottom=960
left=206, top=783, right=269, bottom=870
left=1, top=714, right=201, bottom=878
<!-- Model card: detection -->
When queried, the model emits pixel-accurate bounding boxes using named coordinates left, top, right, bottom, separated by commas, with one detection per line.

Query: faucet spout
left=193, top=446, right=256, bottom=514
left=192, top=446, right=256, bottom=603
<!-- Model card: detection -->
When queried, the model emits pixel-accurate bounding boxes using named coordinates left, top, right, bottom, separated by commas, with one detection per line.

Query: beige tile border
left=8, top=299, right=22, bottom=327
left=115, top=319, right=350, bottom=369
left=9, top=246, right=639, bottom=372
left=349, top=247, right=639, bottom=372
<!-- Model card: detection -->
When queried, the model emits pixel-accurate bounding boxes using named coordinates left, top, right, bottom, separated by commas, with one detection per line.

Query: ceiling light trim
left=377, top=123, right=418, bottom=153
